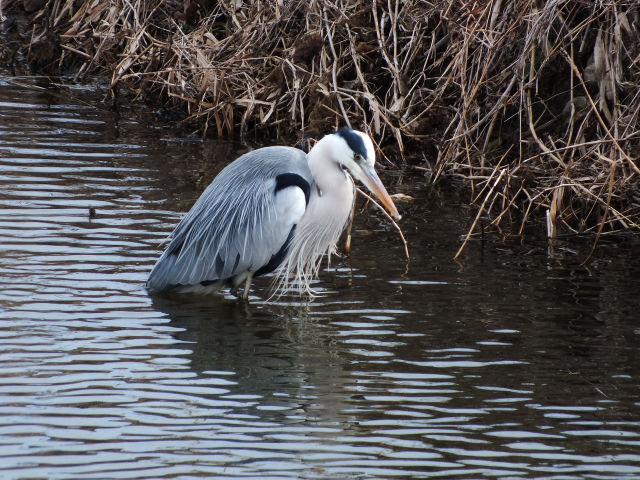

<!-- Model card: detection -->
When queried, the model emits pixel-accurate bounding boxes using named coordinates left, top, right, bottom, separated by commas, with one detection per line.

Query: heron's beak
left=357, top=166, right=401, bottom=221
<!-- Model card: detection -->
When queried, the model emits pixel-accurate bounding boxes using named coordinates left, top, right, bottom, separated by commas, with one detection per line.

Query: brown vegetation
left=4, top=0, right=640, bottom=250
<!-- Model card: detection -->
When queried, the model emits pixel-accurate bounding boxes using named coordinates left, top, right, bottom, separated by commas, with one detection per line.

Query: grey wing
left=147, top=146, right=311, bottom=292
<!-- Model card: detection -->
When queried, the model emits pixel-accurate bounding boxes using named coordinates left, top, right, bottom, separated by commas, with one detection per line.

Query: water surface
left=1, top=74, right=639, bottom=479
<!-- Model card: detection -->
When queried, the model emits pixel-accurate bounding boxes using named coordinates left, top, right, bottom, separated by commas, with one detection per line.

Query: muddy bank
left=2, top=0, right=640, bottom=250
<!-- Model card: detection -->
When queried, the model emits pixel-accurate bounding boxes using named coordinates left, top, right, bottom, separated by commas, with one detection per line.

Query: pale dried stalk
left=356, top=188, right=409, bottom=261
left=13, top=0, right=640, bottom=246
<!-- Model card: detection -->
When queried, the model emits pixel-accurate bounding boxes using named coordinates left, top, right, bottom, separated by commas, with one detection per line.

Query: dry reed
left=6, top=0, right=640, bottom=251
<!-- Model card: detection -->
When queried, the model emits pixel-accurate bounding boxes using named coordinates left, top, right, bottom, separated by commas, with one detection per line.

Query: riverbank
left=2, top=0, right=639, bottom=249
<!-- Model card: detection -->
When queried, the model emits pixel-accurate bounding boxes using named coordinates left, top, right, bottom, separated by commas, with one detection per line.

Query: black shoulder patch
left=275, top=173, right=311, bottom=206
left=335, top=128, right=368, bottom=158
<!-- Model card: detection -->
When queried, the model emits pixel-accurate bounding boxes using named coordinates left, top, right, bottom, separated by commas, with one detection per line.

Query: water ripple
left=0, top=74, right=639, bottom=479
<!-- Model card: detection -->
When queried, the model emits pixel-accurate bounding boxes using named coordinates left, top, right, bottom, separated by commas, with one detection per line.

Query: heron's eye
left=354, top=153, right=364, bottom=164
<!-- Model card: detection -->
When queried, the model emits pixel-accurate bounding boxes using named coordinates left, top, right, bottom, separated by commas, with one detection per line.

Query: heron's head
left=331, top=128, right=401, bottom=221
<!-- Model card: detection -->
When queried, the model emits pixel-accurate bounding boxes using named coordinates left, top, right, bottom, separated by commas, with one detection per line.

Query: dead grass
left=7, top=0, right=640, bottom=251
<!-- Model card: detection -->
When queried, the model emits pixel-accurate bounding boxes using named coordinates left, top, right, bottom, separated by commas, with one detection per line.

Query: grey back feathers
left=147, top=146, right=311, bottom=292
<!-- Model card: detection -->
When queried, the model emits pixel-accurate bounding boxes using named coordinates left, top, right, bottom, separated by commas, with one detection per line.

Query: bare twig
left=356, top=187, right=409, bottom=261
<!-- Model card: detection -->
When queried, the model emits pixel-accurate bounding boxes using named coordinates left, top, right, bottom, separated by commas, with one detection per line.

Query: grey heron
left=147, top=128, right=401, bottom=298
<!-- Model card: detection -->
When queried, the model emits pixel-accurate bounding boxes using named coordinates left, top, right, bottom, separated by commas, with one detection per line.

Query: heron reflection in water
left=147, top=128, right=401, bottom=299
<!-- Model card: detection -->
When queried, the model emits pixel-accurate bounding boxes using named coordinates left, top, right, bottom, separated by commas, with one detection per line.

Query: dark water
left=1, top=74, right=639, bottom=480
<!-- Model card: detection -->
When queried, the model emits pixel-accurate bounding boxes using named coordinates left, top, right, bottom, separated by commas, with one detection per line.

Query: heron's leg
left=241, top=273, right=254, bottom=300
left=230, top=274, right=245, bottom=297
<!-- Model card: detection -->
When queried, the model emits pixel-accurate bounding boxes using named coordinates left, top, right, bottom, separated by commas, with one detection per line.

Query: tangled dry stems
left=8, top=0, right=640, bottom=251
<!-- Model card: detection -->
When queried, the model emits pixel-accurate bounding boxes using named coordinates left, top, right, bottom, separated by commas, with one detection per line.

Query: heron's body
left=147, top=129, right=399, bottom=298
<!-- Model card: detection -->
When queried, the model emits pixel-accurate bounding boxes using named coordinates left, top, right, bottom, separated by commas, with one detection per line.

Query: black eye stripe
left=336, top=128, right=368, bottom=158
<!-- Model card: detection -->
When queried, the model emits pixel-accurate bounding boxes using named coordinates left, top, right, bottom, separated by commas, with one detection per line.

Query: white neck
left=307, top=136, right=348, bottom=194
left=276, top=135, right=355, bottom=295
